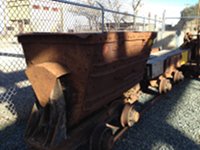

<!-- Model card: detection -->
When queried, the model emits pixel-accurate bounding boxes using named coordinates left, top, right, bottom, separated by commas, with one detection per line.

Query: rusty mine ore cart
left=18, top=31, right=157, bottom=150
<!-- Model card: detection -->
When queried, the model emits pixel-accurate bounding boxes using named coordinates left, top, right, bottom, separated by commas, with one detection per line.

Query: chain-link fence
left=0, top=0, right=163, bottom=127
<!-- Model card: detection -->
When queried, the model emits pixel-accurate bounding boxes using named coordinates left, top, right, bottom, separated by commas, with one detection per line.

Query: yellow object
left=181, top=50, right=189, bottom=65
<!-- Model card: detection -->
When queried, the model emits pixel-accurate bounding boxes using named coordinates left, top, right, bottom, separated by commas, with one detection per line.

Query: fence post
left=148, top=12, right=151, bottom=31
left=143, top=17, right=145, bottom=31
left=133, top=15, right=136, bottom=30
left=154, top=15, right=157, bottom=31
left=162, top=10, right=166, bottom=32
left=161, top=10, right=166, bottom=45
left=60, top=6, right=64, bottom=32
left=97, top=2, right=105, bottom=32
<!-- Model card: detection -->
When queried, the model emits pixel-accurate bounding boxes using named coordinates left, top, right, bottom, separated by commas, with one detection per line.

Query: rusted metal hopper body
left=18, top=31, right=156, bottom=149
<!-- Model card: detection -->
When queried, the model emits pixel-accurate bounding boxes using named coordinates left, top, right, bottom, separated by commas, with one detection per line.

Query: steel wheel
left=173, top=70, right=180, bottom=83
left=159, top=78, right=168, bottom=93
left=166, top=79, right=172, bottom=91
left=178, top=71, right=184, bottom=81
left=120, top=104, right=140, bottom=127
left=89, top=124, right=114, bottom=150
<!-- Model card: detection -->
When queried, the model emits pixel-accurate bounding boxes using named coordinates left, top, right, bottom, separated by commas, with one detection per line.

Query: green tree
left=181, top=4, right=198, bottom=17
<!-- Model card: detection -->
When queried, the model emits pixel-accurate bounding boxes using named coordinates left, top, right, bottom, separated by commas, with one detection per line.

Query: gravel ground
left=0, top=79, right=200, bottom=150
left=114, top=78, right=200, bottom=150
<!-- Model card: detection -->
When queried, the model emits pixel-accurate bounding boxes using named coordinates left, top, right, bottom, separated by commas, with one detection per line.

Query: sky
left=124, top=0, right=198, bottom=16
left=70, top=0, right=198, bottom=19
left=71, top=0, right=199, bottom=26
left=123, top=0, right=199, bottom=25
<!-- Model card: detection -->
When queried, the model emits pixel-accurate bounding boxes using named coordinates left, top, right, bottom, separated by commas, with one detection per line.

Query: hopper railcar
left=145, top=32, right=199, bottom=93
left=146, top=48, right=191, bottom=93
left=18, top=31, right=157, bottom=150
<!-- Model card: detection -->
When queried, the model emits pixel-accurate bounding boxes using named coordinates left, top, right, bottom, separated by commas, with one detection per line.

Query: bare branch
left=132, top=0, right=142, bottom=14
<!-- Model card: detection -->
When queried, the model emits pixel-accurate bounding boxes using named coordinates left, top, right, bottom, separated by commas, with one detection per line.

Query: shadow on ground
left=114, top=79, right=200, bottom=150
left=0, top=69, right=35, bottom=150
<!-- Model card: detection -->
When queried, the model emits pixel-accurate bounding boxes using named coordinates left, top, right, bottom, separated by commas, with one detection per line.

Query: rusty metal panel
left=25, top=78, right=67, bottom=148
left=18, top=31, right=157, bottom=126
left=26, top=62, right=68, bottom=107
left=18, top=31, right=157, bottom=149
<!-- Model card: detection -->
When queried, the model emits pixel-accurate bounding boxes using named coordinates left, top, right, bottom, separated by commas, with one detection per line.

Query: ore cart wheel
left=178, top=71, right=184, bottom=81
left=173, top=70, right=184, bottom=82
left=159, top=78, right=170, bottom=94
left=89, top=124, right=114, bottom=150
left=120, top=104, right=140, bottom=127
left=173, top=70, right=180, bottom=83
left=159, top=78, right=166, bottom=93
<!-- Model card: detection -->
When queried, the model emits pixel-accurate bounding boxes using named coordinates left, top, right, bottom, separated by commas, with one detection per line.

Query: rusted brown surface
left=19, top=32, right=156, bottom=126
left=25, top=79, right=67, bottom=148
left=149, top=79, right=159, bottom=87
left=26, top=62, right=68, bottom=107
left=164, top=54, right=182, bottom=78
left=151, top=47, right=160, bottom=54
left=158, top=76, right=172, bottom=94
left=149, top=76, right=172, bottom=94
left=123, top=83, right=141, bottom=104
left=18, top=31, right=156, bottom=149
